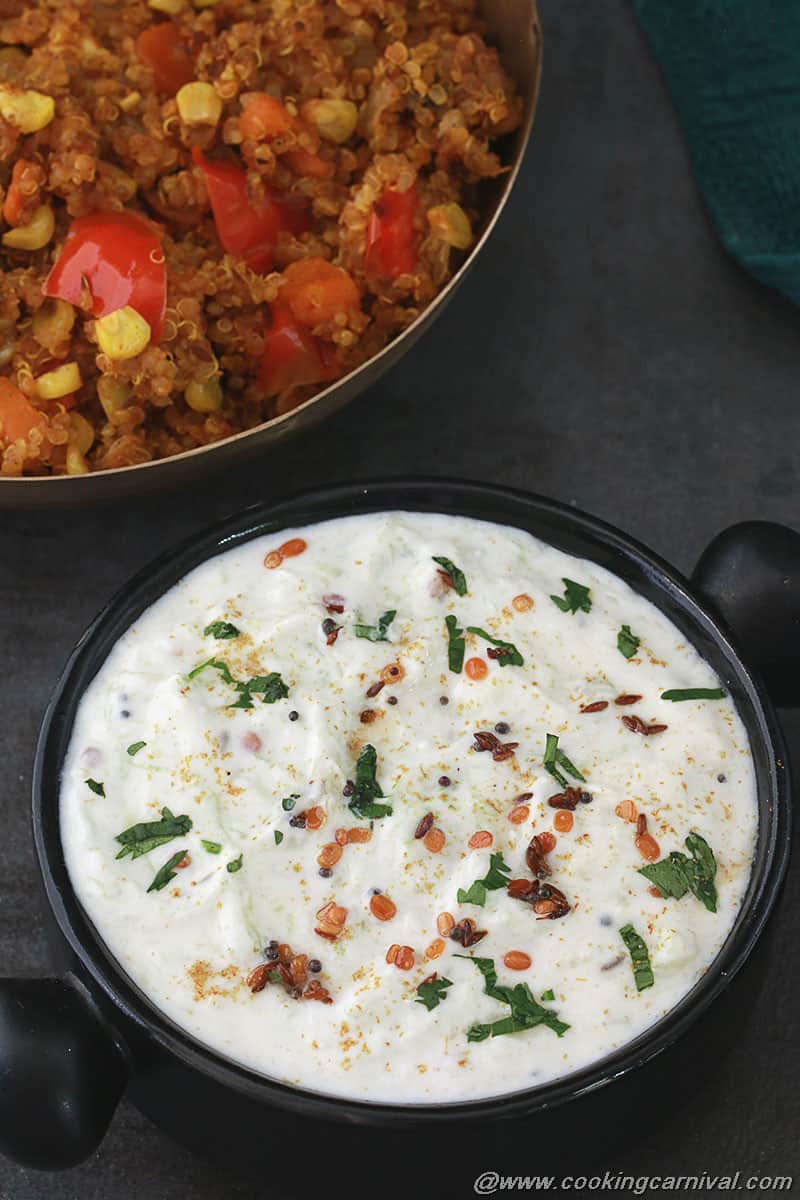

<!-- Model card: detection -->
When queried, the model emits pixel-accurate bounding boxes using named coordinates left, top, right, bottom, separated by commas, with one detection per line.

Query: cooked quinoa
left=0, top=0, right=521, bottom=476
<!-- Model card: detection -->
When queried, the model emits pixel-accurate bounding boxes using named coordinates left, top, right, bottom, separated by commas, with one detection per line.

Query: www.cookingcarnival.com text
left=472, top=1171, right=793, bottom=1194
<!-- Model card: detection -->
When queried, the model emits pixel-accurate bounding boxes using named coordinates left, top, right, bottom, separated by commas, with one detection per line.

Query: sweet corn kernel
left=32, top=299, right=75, bottom=354
left=176, top=81, right=223, bottom=126
left=0, top=85, right=55, bottom=133
left=0, top=316, right=15, bottom=368
left=97, top=376, right=131, bottom=419
left=95, top=306, right=151, bottom=361
left=427, top=202, right=474, bottom=251
left=69, top=411, right=94, bottom=455
left=148, top=0, right=185, bottom=12
left=185, top=376, right=223, bottom=413
left=0, top=48, right=27, bottom=83
left=118, top=92, right=141, bottom=113
left=2, top=204, right=55, bottom=251
left=65, top=443, right=89, bottom=475
left=35, top=361, right=82, bottom=400
left=300, top=98, right=358, bottom=144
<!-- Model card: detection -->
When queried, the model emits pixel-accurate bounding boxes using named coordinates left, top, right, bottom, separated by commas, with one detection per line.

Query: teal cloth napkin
left=635, top=0, right=800, bottom=305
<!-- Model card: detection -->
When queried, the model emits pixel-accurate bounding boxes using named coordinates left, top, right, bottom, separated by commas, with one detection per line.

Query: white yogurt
left=60, top=512, right=756, bottom=1103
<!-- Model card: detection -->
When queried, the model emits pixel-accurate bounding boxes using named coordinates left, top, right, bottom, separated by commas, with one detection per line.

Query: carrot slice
left=3, top=160, right=29, bottom=225
left=280, top=258, right=360, bottom=327
left=240, top=93, right=295, bottom=140
left=0, top=378, right=46, bottom=444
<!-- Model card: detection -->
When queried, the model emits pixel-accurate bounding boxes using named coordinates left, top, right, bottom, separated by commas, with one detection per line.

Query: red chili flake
left=366, top=680, right=385, bottom=698
left=547, top=786, right=593, bottom=811
left=473, top=730, right=519, bottom=762
left=414, top=812, right=434, bottom=839
left=512, top=791, right=533, bottom=806
left=637, top=813, right=647, bottom=836
left=507, top=877, right=541, bottom=903
left=321, top=617, right=341, bottom=645
left=437, top=569, right=456, bottom=590
left=580, top=700, right=609, bottom=714
left=360, top=708, right=378, bottom=724
left=449, top=918, right=487, bottom=948
left=621, top=715, right=668, bottom=735
left=615, top=694, right=643, bottom=706
left=532, top=884, right=570, bottom=920
left=248, top=945, right=327, bottom=999
left=176, top=854, right=191, bottom=869
left=323, top=593, right=345, bottom=614
left=303, top=980, right=333, bottom=1004
left=526, top=833, right=553, bottom=877
left=247, top=963, right=272, bottom=993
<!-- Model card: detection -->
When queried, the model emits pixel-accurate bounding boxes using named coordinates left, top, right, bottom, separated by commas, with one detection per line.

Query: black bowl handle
left=692, top=521, right=800, bottom=707
left=0, top=975, right=128, bottom=1169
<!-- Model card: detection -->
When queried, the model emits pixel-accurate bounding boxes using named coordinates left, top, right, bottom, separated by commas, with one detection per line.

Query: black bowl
left=0, top=480, right=795, bottom=1176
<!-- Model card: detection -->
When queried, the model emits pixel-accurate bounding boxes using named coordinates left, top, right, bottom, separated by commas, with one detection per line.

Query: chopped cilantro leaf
left=617, top=625, right=641, bottom=659
left=231, top=672, right=290, bottom=710
left=466, top=627, right=524, bottom=667
left=281, top=794, right=299, bottom=811
left=349, top=744, right=393, bottom=820
left=639, top=832, right=718, bottom=913
left=415, top=975, right=453, bottom=1011
left=551, top=578, right=592, bottom=615
left=274, top=831, right=283, bottom=846
left=457, top=853, right=511, bottom=907
left=445, top=614, right=465, bottom=674
left=86, top=779, right=105, bottom=796
left=201, top=839, right=222, bottom=854
left=432, top=557, right=468, bottom=596
left=543, top=733, right=586, bottom=788
left=115, top=807, right=193, bottom=860
left=187, top=657, right=235, bottom=684
left=619, top=924, right=654, bottom=991
left=458, top=955, right=569, bottom=1041
left=188, top=659, right=288, bottom=708
left=246, top=673, right=290, bottom=703
left=354, top=611, right=396, bottom=642
left=457, top=881, right=488, bottom=906
left=540, top=989, right=555, bottom=1002
left=126, top=741, right=146, bottom=757
left=147, top=849, right=187, bottom=893
left=203, top=620, right=241, bottom=640
left=661, top=688, right=726, bottom=702
left=226, top=854, right=243, bottom=874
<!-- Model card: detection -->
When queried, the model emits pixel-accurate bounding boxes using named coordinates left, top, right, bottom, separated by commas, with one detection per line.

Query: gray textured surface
left=1, top=1, right=798, bottom=1196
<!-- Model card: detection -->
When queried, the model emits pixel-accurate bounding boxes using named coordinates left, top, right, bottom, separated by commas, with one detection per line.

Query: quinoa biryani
left=0, top=0, right=522, bottom=476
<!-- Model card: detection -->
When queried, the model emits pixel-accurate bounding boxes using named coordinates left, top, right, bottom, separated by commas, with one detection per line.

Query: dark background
left=1, top=1, right=798, bottom=1196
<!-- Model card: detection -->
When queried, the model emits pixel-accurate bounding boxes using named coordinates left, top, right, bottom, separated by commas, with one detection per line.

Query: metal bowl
left=2, top=2, right=542, bottom=507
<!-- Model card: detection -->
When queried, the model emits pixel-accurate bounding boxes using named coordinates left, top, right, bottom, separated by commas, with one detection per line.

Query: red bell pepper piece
left=43, top=211, right=167, bottom=342
left=135, top=23, right=195, bottom=97
left=364, top=185, right=419, bottom=278
left=193, top=149, right=309, bottom=275
left=258, top=306, right=337, bottom=396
